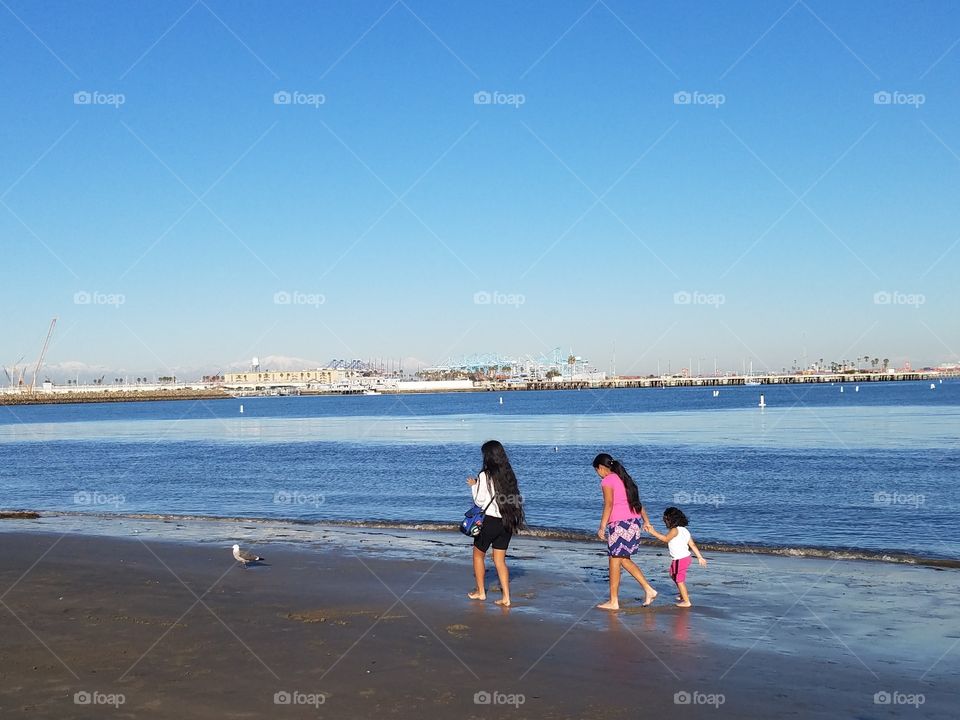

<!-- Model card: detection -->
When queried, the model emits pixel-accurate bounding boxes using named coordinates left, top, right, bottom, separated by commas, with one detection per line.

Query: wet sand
left=0, top=522, right=955, bottom=719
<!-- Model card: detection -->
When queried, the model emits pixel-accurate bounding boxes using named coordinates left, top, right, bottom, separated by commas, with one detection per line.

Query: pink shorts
left=670, top=556, right=692, bottom=583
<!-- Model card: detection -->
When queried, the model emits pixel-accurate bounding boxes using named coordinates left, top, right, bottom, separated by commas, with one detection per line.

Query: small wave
left=13, top=509, right=958, bottom=569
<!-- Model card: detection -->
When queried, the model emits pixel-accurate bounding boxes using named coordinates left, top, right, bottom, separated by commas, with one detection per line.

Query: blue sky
left=1, top=0, right=958, bottom=379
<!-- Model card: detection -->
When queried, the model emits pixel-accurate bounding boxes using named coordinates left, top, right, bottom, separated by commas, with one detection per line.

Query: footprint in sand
left=445, top=624, right=470, bottom=638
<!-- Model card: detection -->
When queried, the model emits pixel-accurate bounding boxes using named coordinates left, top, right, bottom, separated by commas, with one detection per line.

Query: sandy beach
left=0, top=516, right=954, bottom=719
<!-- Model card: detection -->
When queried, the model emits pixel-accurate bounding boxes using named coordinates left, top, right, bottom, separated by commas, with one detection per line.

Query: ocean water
left=1, top=381, right=958, bottom=562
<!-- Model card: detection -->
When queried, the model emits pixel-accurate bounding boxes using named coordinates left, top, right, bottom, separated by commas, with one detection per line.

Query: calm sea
left=1, top=381, right=957, bottom=562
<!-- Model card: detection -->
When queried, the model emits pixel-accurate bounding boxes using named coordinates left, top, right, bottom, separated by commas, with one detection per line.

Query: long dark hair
left=481, top=440, right=525, bottom=533
left=592, top=453, right=642, bottom=514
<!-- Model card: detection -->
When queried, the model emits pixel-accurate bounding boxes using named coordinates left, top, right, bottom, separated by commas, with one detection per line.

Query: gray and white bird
left=232, top=544, right=264, bottom=566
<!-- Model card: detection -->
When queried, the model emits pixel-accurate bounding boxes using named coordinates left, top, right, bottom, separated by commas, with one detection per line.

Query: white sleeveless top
left=668, top=526, right=691, bottom=559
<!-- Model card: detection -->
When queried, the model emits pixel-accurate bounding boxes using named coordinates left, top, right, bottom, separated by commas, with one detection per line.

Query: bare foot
left=495, top=598, right=511, bottom=607
left=676, top=601, right=692, bottom=608
left=468, top=591, right=486, bottom=600
left=642, top=589, right=658, bottom=607
left=597, top=600, right=620, bottom=610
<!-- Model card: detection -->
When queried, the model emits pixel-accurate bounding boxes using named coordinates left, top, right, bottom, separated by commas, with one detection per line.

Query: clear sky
left=1, top=0, right=958, bottom=380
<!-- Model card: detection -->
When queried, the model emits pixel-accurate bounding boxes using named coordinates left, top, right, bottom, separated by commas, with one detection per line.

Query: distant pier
left=0, top=371, right=948, bottom=405
left=491, top=371, right=943, bottom=392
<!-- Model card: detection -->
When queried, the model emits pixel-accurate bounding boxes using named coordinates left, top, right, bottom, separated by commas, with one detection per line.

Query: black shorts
left=474, top=515, right=512, bottom=552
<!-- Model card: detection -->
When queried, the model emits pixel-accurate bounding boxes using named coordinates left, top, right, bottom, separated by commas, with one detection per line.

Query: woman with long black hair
left=593, top=453, right=657, bottom=610
left=466, top=440, right=525, bottom=606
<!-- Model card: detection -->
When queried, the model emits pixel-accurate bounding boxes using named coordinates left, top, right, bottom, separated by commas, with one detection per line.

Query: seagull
left=232, top=544, right=263, bottom=566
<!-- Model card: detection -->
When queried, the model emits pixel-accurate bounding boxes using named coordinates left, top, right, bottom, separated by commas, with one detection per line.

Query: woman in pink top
left=593, top=453, right=657, bottom=610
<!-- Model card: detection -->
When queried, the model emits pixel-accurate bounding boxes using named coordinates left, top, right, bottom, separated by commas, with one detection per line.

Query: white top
left=668, top=526, right=692, bottom=559
left=471, top=471, right=501, bottom=518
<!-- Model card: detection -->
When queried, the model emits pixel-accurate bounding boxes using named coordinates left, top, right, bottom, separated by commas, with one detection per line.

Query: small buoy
left=759, top=393, right=766, bottom=408
left=930, top=383, right=936, bottom=390
left=840, top=386, right=844, bottom=393
left=499, top=396, right=503, bottom=405
left=239, top=404, right=244, bottom=414
left=713, top=390, right=720, bottom=397
left=855, top=386, right=859, bottom=392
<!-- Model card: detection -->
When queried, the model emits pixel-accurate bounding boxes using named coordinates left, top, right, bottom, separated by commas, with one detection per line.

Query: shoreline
left=0, top=372, right=950, bottom=406
left=0, top=524, right=954, bottom=718
left=3, top=509, right=958, bottom=569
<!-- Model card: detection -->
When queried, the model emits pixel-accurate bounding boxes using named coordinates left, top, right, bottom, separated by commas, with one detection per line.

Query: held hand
left=466, top=476, right=477, bottom=486
left=597, top=528, right=606, bottom=541
left=642, top=523, right=654, bottom=533
left=698, top=557, right=707, bottom=568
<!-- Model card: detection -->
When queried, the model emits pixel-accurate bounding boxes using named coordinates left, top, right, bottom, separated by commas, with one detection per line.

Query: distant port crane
left=3, top=355, right=25, bottom=389
left=29, top=317, right=57, bottom=393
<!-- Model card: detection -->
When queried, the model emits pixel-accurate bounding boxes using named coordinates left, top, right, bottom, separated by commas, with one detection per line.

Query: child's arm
left=644, top=525, right=677, bottom=545
left=598, top=486, right=614, bottom=540
left=688, top=536, right=707, bottom=567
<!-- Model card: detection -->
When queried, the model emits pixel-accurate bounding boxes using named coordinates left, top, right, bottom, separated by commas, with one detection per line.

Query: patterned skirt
left=606, top=518, right=642, bottom=557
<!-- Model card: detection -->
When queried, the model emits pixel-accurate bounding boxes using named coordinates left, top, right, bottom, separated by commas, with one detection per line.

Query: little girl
left=644, top=507, right=707, bottom=608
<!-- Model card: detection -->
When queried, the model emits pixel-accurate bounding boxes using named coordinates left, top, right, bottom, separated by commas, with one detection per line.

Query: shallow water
left=1, top=381, right=957, bottom=560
